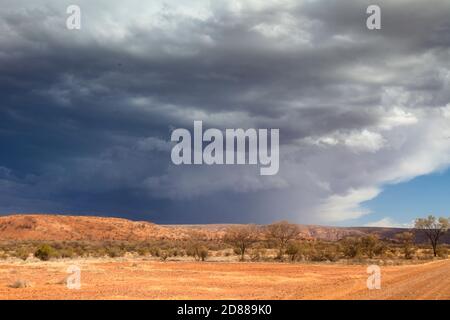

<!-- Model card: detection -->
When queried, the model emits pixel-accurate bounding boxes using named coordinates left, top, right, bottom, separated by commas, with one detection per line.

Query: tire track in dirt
left=345, top=260, right=450, bottom=300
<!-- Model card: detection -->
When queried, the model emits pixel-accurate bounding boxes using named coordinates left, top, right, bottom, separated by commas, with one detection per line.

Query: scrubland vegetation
left=0, top=218, right=448, bottom=264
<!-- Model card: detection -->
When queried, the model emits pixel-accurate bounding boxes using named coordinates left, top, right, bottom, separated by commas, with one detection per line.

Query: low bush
left=34, top=244, right=57, bottom=261
left=14, top=247, right=32, bottom=260
left=436, top=247, right=448, bottom=259
left=187, top=242, right=209, bottom=261
left=106, top=247, right=125, bottom=258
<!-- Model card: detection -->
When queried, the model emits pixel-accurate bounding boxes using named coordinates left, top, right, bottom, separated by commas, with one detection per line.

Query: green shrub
left=34, top=244, right=57, bottom=261
left=15, top=247, right=31, bottom=260
left=106, top=247, right=125, bottom=258
left=137, top=247, right=149, bottom=256
left=59, top=248, right=75, bottom=258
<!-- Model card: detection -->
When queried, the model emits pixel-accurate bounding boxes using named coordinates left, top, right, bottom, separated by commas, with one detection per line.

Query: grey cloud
left=0, top=0, right=449, bottom=223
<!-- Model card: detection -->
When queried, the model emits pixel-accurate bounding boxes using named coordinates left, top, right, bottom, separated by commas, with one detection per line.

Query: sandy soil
left=0, top=258, right=448, bottom=300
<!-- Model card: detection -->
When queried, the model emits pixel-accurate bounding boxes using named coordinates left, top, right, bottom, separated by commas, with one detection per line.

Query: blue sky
left=347, top=168, right=450, bottom=227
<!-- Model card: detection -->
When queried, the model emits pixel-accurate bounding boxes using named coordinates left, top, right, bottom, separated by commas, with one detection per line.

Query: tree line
left=224, top=215, right=449, bottom=261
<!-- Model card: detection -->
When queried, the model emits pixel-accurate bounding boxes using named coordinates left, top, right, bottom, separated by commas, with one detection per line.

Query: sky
left=0, top=0, right=450, bottom=226
left=357, top=169, right=450, bottom=228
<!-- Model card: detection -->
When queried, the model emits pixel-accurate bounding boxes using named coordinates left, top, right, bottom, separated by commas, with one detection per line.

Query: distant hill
left=0, top=215, right=189, bottom=241
left=0, top=214, right=449, bottom=243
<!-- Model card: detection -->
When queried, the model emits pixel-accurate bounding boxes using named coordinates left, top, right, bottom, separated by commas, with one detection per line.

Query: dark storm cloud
left=0, top=0, right=450, bottom=223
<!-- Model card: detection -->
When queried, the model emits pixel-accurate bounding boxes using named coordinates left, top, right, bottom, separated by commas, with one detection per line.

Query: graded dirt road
left=0, top=259, right=448, bottom=300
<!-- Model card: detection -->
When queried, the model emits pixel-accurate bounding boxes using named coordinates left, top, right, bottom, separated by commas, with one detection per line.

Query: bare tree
left=266, top=221, right=299, bottom=258
left=186, top=229, right=209, bottom=261
left=415, top=215, right=449, bottom=257
left=224, top=225, right=260, bottom=261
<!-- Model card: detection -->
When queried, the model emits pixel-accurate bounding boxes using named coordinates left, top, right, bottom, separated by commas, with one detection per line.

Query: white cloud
left=315, top=188, right=380, bottom=222
left=365, top=217, right=413, bottom=228
left=310, top=107, right=450, bottom=223
left=378, top=107, right=418, bottom=130
left=305, top=129, right=386, bottom=153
